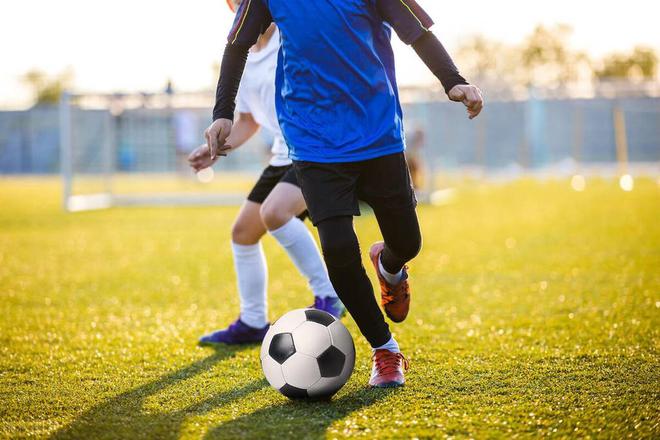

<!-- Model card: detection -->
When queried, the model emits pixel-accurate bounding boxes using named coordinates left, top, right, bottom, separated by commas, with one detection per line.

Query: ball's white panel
left=307, top=377, right=343, bottom=399
left=328, top=320, right=355, bottom=357
left=291, top=321, right=332, bottom=357
left=327, top=320, right=355, bottom=389
left=260, top=326, right=276, bottom=360
left=261, top=355, right=286, bottom=389
left=270, top=309, right=308, bottom=334
left=281, top=353, right=321, bottom=389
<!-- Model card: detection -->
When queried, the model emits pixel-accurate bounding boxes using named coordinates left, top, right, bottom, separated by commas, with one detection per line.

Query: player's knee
left=317, top=218, right=361, bottom=268
left=321, top=237, right=360, bottom=269
left=231, top=220, right=259, bottom=245
left=260, top=201, right=292, bottom=230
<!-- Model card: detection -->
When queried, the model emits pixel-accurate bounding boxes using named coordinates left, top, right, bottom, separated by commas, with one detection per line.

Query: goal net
left=59, top=91, right=268, bottom=212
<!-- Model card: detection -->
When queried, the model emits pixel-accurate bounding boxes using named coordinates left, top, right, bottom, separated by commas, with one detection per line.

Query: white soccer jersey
left=235, top=27, right=290, bottom=167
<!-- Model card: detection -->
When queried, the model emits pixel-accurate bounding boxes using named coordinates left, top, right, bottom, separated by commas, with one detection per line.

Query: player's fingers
left=191, top=157, right=204, bottom=170
left=472, top=100, right=484, bottom=118
left=464, top=89, right=483, bottom=117
left=465, top=87, right=479, bottom=107
left=220, top=125, right=230, bottom=144
left=189, top=147, right=204, bottom=162
left=471, top=90, right=485, bottom=118
left=204, top=132, right=213, bottom=158
left=468, top=105, right=483, bottom=119
left=208, top=129, right=219, bottom=160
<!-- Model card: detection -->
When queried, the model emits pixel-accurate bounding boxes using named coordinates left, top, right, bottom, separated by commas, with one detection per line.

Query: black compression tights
left=316, top=209, right=421, bottom=347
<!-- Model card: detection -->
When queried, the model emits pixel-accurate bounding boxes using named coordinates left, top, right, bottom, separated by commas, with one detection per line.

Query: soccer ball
left=260, top=308, right=355, bottom=399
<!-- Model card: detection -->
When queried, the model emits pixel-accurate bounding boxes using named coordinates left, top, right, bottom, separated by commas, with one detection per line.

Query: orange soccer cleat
left=368, top=349, right=409, bottom=388
left=369, top=242, right=411, bottom=323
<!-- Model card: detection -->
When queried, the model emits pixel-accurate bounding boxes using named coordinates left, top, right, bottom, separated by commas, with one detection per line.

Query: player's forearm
left=412, top=31, right=468, bottom=95
left=225, top=116, right=260, bottom=149
left=212, top=43, right=251, bottom=121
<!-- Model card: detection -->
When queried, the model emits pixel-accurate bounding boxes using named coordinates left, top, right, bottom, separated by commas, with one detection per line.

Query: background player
left=205, top=0, right=483, bottom=386
left=190, top=1, right=344, bottom=345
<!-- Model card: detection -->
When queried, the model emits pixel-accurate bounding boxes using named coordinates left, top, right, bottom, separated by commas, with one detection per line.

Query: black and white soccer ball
left=260, top=308, right=355, bottom=399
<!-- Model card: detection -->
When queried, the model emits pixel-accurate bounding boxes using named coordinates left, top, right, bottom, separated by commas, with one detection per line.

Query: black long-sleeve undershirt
left=212, top=43, right=250, bottom=121
left=412, top=30, right=469, bottom=94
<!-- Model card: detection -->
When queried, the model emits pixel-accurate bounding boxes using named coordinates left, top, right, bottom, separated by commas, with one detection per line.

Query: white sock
left=378, top=255, right=403, bottom=285
left=231, top=241, right=268, bottom=328
left=269, top=218, right=337, bottom=298
left=373, top=335, right=400, bottom=353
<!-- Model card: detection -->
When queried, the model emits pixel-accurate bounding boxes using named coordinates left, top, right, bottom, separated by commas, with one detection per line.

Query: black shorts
left=246, top=164, right=308, bottom=221
left=293, top=152, right=417, bottom=225
left=247, top=164, right=300, bottom=204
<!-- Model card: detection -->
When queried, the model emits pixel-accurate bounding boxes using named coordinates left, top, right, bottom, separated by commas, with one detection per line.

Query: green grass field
left=1, top=177, right=658, bottom=439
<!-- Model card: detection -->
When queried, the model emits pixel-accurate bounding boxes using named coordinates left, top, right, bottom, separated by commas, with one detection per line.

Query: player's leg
left=259, top=181, right=306, bottom=231
left=260, top=171, right=343, bottom=317
left=350, top=152, right=420, bottom=387
left=360, top=152, right=421, bottom=323
left=316, top=215, right=390, bottom=346
left=316, top=215, right=408, bottom=387
left=230, top=200, right=270, bottom=326
left=199, top=167, right=285, bottom=345
left=199, top=200, right=270, bottom=345
left=293, top=160, right=406, bottom=387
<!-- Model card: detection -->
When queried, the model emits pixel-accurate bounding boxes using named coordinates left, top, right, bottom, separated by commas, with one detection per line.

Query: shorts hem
left=310, top=209, right=361, bottom=226
left=246, top=165, right=299, bottom=204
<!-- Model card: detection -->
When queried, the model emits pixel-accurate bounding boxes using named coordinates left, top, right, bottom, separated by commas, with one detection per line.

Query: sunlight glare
left=619, top=174, right=634, bottom=192
left=196, top=167, right=214, bottom=183
left=570, top=174, right=586, bottom=192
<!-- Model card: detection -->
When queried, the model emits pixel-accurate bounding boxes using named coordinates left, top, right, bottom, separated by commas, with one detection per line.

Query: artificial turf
left=1, top=177, right=658, bottom=439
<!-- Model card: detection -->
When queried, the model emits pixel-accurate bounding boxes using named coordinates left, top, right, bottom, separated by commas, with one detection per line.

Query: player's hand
left=188, top=143, right=230, bottom=172
left=448, top=84, right=484, bottom=120
left=204, top=118, right=233, bottom=159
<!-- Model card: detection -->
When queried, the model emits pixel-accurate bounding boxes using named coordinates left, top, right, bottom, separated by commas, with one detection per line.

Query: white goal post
left=59, top=91, right=264, bottom=212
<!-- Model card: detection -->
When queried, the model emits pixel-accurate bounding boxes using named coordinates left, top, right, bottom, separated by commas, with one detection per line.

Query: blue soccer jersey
left=227, top=0, right=434, bottom=163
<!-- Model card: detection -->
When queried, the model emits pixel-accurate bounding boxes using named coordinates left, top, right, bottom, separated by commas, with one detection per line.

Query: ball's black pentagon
left=279, top=383, right=308, bottom=399
left=305, top=309, right=335, bottom=327
left=317, top=345, right=345, bottom=377
left=269, top=333, right=296, bottom=364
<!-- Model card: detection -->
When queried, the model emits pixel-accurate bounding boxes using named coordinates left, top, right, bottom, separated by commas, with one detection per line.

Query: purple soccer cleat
left=198, top=318, right=269, bottom=345
left=310, top=296, right=346, bottom=319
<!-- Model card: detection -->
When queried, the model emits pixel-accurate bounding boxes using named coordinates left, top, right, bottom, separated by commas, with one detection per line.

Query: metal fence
left=1, top=96, right=659, bottom=175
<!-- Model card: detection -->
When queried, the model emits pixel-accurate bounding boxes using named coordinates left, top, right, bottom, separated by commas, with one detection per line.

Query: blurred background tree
left=518, top=24, right=590, bottom=88
left=595, top=46, right=658, bottom=80
left=457, top=24, right=658, bottom=97
left=22, top=68, right=73, bottom=106
left=456, top=35, right=521, bottom=99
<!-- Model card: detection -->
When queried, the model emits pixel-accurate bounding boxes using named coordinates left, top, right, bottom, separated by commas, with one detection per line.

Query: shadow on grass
left=204, top=387, right=395, bottom=440
left=51, top=345, right=266, bottom=440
